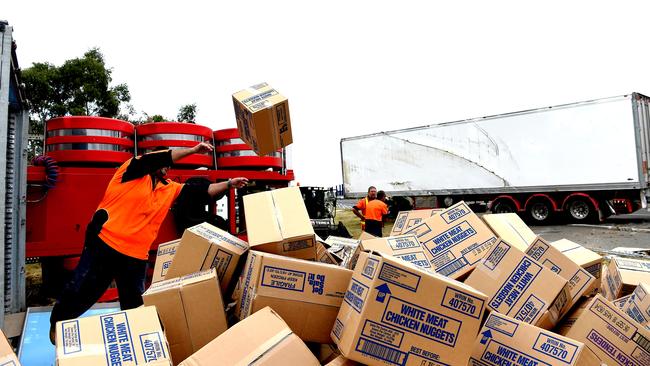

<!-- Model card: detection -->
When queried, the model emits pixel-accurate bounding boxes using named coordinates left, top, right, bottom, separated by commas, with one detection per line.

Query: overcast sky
left=6, top=1, right=650, bottom=186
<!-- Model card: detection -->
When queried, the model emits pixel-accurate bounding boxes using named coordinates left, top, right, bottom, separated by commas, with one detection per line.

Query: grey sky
left=6, top=1, right=650, bottom=186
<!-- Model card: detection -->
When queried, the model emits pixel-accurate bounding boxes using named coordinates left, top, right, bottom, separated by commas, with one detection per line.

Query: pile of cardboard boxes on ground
left=10, top=84, right=645, bottom=365
left=42, top=194, right=650, bottom=366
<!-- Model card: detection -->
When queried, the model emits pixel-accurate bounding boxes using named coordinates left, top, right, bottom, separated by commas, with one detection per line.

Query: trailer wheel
left=565, top=198, right=595, bottom=222
left=492, top=200, right=516, bottom=213
left=527, top=200, right=553, bottom=224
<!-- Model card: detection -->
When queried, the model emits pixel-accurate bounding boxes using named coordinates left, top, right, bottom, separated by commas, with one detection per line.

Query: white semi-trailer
left=341, top=93, right=650, bottom=223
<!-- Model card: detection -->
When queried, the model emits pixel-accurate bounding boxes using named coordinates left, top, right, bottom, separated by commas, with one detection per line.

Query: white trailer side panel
left=342, top=95, right=646, bottom=197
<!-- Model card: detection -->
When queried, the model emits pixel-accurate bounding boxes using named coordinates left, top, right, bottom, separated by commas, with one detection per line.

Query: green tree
left=177, top=103, right=197, bottom=123
left=22, top=48, right=131, bottom=159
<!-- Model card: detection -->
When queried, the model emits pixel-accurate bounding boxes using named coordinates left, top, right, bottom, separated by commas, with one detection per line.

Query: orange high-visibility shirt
left=365, top=200, right=388, bottom=221
left=355, top=197, right=369, bottom=216
left=96, top=152, right=183, bottom=259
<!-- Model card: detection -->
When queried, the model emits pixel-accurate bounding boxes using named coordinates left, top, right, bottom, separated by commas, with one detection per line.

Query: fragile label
left=261, top=266, right=306, bottom=292
left=381, top=297, right=461, bottom=347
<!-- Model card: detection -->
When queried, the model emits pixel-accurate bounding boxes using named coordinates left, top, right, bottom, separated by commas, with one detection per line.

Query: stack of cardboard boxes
left=50, top=189, right=650, bottom=366
left=46, top=81, right=650, bottom=366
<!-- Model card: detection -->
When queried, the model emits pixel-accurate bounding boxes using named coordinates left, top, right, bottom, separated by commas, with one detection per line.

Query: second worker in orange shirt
left=364, top=190, right=389, bottom=237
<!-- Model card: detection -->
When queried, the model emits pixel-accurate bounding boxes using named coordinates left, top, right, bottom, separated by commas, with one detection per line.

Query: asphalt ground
left=337, top=199, right=650, bottom=251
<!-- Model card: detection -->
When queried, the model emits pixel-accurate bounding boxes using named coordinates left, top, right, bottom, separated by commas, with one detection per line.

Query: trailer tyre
left=492, top=200, right=516, bottom=214
left=527, top=200, right=553, bottom=224
left=565, top=197, right=595, bottom=223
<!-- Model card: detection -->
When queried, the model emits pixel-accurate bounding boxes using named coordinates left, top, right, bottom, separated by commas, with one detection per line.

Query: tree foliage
left=177, top=103, right=197, bottom=123
left=22, top=48, right=131, bottom=158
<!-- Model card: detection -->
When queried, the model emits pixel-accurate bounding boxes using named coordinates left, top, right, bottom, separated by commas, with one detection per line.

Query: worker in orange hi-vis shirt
left=364, top=190, right=389, bottom=237
left=48, top=142, right=248, bottom=344
left=352, top=186, right=377, bottom=230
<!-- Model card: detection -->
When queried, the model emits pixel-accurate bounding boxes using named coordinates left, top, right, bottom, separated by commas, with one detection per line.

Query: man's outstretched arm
left=207, top=177, right=249, bottom=198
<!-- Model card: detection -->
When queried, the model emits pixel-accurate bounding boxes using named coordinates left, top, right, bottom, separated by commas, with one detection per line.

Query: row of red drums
left=44, top=116, right=283, bottom=170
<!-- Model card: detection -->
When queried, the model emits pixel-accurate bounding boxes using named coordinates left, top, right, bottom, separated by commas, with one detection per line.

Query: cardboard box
left=621, top=283, right=650, bottom=329
left=316, top=343, right=341, bottom=364
left=142, top=269, right=227, bottom=364
left=613, top=294, right=632, bottom=309
left=526, top=236, right=596, bottom=304
left=325, top=355, right=360, bottom=366
left=481, top=213, right=537, bottom=251
left=600, top=257, right=623, bottom=301
left=469, top=312, right=601, bottom=366
left=566, top=294, right=650, bottom=366
left=0, top=329, right=20, bottom=366
left=232, top=82, right=292, bottom=156
left=151, top=239, right=180, bottom=283
left=551, top=239, right=603, bottom=293
left=358, top=231, right=377, bottom=241
left=349, top=234, right=433, bottom=272
left=237, top=250, right=353, bottom=343
left=55, top=306, right=171, bottom=366
left=390, top=209, right=442, bottom=236
left=465, top=239, right=572, bottom=328
left=317, top=241, right=340, bottom=265
left=243, top=187, right=317, bottom=261
left=332, top=251, right=488, bottom=366
left=165, top=222, right=248, bottom=296
left=404, top=201, right=498, bottom=279
left=556, top=296, right=592, bottom=336
left=613, top=257, right=650, bottom=295
left=179, top=306, right=319, bottom=365
left=325, top=236, right=360, bottom=268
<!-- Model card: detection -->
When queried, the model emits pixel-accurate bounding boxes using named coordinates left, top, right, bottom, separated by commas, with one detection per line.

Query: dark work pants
left=365, top=219, right=383, bottom=237
left=50, top=232, right=147, bottom=327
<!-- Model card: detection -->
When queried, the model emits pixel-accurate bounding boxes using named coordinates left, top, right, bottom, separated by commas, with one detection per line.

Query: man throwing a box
left=49, top=142, right=248, bottom=344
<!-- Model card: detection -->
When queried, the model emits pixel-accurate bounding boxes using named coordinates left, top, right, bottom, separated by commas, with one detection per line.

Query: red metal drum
left=213, top=128, right=283, bottom=170
left=45, top=116, right=135, bottom=165
left=136, top=122, right=214, bottom=169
